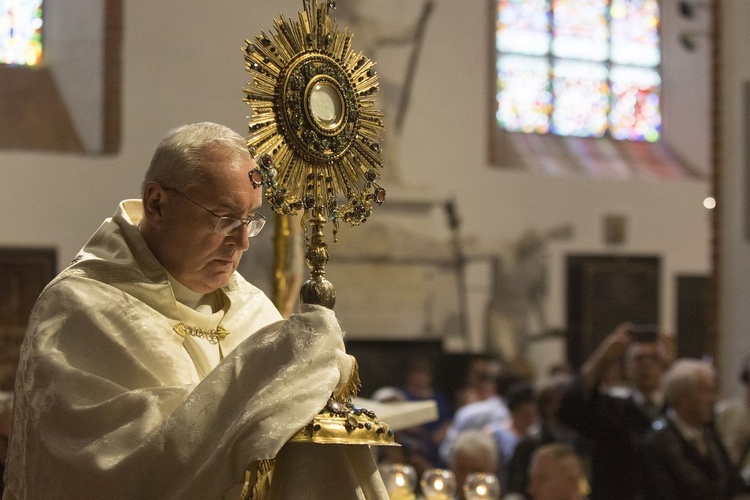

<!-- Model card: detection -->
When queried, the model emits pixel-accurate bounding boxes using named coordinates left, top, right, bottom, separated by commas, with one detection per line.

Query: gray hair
left=141, top=122, right=248, bottom=195
left=531, top=443, right=583, bottom=480
left=662, top=358, right=714, bottom=407
left=448, top=429, right=499, bottom=472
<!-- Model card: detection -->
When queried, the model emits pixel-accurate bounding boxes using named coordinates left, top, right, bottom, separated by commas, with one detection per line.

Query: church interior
left=1, top=0, right=750, bottom=496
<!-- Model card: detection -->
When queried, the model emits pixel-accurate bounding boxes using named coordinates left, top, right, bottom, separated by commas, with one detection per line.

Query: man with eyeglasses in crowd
left=557, top=323, right=674, bottom=500
left=3, top=123, right=365, bottom=499
left=640, top=359, right=748, bottom=499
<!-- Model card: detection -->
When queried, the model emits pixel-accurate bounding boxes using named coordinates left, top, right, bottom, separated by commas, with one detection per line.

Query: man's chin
left=213, top=269, right=236, bottom=289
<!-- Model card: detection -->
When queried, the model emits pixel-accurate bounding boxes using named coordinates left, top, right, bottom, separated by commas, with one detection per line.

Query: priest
left=3, top=122, right=384, bottom=499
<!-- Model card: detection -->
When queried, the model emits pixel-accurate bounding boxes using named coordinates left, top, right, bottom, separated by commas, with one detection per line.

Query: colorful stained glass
left=497, top=0, right=551, bottom=56
left=610, top=0, right=660, bottom=66
left=495, top=0, right=661, bottom=142
left=0, top=0, right=43, bottom=66
left=497, top=54, right=551, bottom=134
left=609, top=66, right=661, bottom=141
left=551, top=60, right=609, bottom=137
left=551, top=0, right=608, bottom=61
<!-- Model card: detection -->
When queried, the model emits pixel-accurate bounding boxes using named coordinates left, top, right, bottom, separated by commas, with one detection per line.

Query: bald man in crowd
left=526, top=443, right=586, bottom=500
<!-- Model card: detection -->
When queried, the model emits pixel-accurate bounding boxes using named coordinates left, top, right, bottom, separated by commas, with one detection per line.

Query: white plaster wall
left=43, top=0, right=105, bottom=152
left=718, top=0, right=750, bottom=398
left=660, top=0, right=713, bottom=174
left=0, top=0, right=718, bottom=380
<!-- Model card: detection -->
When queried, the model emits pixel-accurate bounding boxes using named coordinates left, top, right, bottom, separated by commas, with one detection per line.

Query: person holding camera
left=557, top=323, right=674, bottom=500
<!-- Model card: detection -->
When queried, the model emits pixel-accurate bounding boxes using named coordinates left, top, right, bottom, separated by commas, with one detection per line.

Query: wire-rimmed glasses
left=163, top=187, right=266, bottom=238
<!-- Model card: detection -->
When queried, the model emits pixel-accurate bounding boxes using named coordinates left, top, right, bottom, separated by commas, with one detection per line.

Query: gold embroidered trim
left=181, top=344, right=206, bottom=380
left=246, top=458, right=275, bottom=500
left=333, top=357, right=361, bottom=404
left=173, top=322, right=230, bottom=345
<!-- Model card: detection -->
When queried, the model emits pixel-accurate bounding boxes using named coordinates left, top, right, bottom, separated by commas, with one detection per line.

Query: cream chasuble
left=167, top=279, right=389, bottom=500
left=3, top=200, right=386, bottom=500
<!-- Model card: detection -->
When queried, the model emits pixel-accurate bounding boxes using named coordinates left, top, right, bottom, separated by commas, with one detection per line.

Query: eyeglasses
left=163, top=187, right=266, bottom=238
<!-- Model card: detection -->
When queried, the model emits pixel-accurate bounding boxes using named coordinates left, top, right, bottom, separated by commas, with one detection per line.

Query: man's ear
left=142, top=182, right=166, bottom=226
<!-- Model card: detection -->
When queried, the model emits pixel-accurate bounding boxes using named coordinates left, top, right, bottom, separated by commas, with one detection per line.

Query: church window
left=0, top=0, right=43, bottom=66
left=494, top=0, right=661, bottom=142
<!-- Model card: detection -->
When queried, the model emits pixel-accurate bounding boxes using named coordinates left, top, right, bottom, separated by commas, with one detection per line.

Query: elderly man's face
left=157, top=150, right=261, bottom=293
left=680, top=369, right=717, bottom=426
left=625, top=342, right=664, bottom=395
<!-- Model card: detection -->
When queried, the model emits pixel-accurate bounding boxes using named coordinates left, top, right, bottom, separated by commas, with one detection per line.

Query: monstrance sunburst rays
left=241, top=0, right=396, bottom=448
left=243, top=0, right=386, bottom=241
left=244, top=0, right=386, bottom=310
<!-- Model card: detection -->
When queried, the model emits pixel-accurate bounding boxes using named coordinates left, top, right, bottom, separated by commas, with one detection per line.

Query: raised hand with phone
left=558, top=322, right=674, bottom=500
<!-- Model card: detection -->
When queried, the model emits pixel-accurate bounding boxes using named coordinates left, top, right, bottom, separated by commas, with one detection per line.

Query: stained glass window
left=0, top=0, right=44, bottom=66
left=497, top=55, right=551, bottom=134
left=495, top=0, right=661, bottom=142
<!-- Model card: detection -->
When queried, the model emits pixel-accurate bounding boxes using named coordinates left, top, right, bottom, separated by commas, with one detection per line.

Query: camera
left=630, top=324, right=659, bottom=343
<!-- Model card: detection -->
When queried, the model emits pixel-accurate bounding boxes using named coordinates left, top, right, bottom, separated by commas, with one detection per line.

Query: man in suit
left=641, top=359, right=748, bottom=500
left=558, top=323, right=672, bottom=500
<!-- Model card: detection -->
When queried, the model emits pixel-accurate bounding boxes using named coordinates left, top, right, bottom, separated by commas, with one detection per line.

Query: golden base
left=289, top=398, right=399, bottom=446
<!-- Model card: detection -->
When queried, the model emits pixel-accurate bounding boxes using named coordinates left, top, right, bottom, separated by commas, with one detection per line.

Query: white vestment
left=3, top=200, right=386, bottom=500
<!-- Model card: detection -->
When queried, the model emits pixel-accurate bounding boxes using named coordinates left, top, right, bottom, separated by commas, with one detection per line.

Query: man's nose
left=229, top=224, right=250, bottom=250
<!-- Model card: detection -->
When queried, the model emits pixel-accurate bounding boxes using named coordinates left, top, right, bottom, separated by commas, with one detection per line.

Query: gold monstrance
left=243, top=0, right=394, bottom=446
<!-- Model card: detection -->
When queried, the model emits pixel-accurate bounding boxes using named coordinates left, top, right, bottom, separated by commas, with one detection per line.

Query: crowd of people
left=373, top=325, right=750, bottom=500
